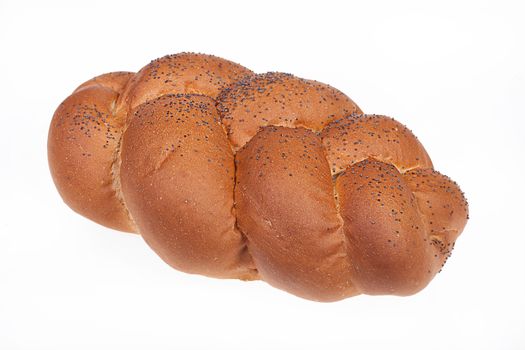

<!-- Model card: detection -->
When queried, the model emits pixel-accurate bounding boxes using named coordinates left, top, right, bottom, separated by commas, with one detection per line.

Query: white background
left=1, top=0, right=524, bottom=349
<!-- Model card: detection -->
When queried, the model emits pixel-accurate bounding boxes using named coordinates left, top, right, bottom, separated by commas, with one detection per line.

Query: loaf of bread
left=48, top=53, right=469, bottom=301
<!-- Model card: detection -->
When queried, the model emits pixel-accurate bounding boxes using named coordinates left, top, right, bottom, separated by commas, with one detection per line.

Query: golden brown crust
left=403, top=169, right=469, bottom=272
left=116, top=53, right=254, bottom=122
left=48, top=53, right=469, bottom=301
left=321, top=114, right=433, bottom=176
left=49, top=54, right=254, bottom=234
left=236, top=126, right=358, bottom=301
left=48, top=73, right=135, bottom=232
left=74, top=72, right=135, bottom=94
left=217, top=72, right=362, bottom=150
left=336, top=160, right=435, bottom=295
left=120, top=94, right=257, bottom=279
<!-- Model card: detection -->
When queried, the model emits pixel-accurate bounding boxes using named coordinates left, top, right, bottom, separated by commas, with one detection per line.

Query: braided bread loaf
left=48, top=53, right=468, bottom=301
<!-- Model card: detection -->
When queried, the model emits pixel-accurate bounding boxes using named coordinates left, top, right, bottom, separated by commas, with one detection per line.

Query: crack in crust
left=231, top=152, right=259, bottom=280
left=320, top=140, right=358, bottom=294
left=110, top=127, right=137, bottom=232
left=218, top=102, right=259, bottom=280
left=80, top=71, right=138, bottom=232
